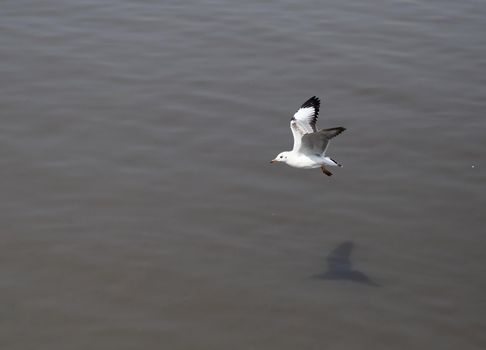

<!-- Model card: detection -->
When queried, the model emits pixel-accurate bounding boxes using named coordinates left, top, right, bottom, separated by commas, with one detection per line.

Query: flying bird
left=270, top=96, right=345, bottom=176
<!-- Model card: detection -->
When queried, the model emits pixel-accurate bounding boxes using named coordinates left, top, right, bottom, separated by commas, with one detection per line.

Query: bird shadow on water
left=313, top=241, right=380, bottom=287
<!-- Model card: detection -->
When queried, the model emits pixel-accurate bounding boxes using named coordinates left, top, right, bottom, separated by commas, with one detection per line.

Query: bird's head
left=270, top=151, right=289, bottom=164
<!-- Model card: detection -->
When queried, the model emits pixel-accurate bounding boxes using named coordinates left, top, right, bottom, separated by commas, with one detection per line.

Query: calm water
left=1, top=0, right=485, bottom=349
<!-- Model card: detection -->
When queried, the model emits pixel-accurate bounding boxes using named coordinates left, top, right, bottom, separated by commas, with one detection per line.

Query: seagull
left=270, top=96, right=346, bottom=176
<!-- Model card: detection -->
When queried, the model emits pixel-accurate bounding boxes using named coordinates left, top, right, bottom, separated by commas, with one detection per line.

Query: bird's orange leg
left=321, top=166, right=333, bottom=176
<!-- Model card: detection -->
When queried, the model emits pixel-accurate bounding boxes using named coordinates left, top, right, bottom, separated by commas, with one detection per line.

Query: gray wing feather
left=299, top=127, right=346, bottom=155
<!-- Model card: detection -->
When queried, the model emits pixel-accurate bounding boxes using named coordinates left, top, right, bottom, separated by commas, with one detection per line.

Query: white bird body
left=271, top=96, right=345, bottom=176
left=284, top=154, right=340, bottom=169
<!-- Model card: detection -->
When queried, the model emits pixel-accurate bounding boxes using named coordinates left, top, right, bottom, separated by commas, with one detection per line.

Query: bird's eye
left=280, top=156, right=283, bottom=158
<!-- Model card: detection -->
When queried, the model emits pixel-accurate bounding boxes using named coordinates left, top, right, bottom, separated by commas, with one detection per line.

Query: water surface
left=1, top=1, right=485, bottom=349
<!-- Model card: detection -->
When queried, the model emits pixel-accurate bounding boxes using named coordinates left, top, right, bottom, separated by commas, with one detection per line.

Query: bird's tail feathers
left=324, top=157, right=342, bottom=167
left=331, top=158, right=343, bottom=167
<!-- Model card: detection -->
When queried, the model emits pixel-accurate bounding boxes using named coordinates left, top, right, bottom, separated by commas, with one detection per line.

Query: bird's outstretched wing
left=290, top=96, right=320, bottom=152
left=299, top=127, right=346, bottom=155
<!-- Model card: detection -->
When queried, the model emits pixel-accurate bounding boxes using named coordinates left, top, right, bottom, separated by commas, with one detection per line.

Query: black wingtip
left=301, top=96, right=321, bottom=109
left=299, top=96, right=321, bottom=122
left=321, top=127, right=346, bottom=139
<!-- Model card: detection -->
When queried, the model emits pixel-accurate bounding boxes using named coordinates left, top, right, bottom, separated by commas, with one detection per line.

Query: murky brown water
left=1, top=0, right=485, bottom=349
